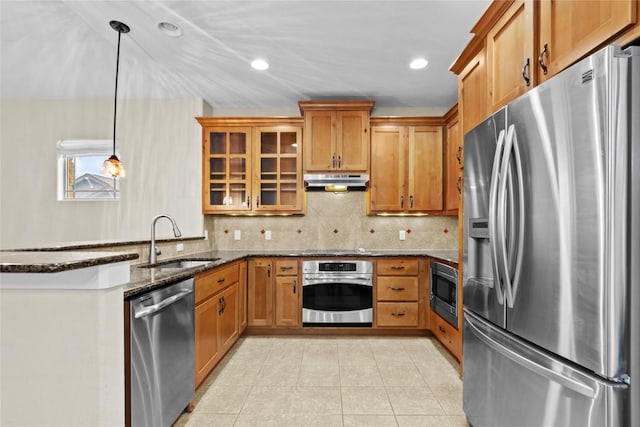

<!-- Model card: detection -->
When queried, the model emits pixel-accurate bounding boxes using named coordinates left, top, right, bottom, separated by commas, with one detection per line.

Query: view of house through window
left=57, top=139, right=120, bottom=200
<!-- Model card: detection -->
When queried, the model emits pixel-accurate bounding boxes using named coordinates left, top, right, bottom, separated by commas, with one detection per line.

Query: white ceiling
left=0, top=1, right=489, bottom=112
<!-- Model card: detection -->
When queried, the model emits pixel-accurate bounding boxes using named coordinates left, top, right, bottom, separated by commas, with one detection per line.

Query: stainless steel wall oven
left=302, top=260, right=373, bottom=326
left=430, top=261, right=459, bottom=329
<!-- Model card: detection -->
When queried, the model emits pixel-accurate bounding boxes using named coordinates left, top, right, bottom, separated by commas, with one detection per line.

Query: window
left=57, top=139, right=120, bottom=200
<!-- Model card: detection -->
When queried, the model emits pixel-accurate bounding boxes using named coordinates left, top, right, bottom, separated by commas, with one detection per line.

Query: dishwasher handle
left=134, top=289, right=193, bottom=319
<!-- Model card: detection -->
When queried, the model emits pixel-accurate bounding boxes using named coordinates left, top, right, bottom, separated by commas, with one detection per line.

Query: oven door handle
left=302, top=277, right=373, bottom=286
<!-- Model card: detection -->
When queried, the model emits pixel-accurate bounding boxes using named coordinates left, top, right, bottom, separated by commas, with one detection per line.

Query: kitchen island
left=0, top=250, right=137, bottom=427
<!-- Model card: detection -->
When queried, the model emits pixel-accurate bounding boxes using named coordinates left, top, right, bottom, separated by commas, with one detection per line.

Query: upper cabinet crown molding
left=196, top=117, right=303, bottom=127
left=298, top=100, right=375, bottom=113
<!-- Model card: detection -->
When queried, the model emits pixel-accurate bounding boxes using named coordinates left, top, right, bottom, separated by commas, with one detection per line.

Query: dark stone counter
left=0, top=251, right=139, bottom=273
left=124, top=249, right=458, bottom=298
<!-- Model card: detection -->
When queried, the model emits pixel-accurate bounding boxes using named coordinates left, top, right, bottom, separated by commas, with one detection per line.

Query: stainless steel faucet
left=149, top=214, right=182, bottom=264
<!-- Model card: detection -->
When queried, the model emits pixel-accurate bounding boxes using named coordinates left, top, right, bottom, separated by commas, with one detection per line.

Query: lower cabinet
left=248, top=257, right=301, bottom=328
left=194, top=262, right=240, bottom=388
left=247, top=258, right=273, bottom=326
left=274, top=259, right=300, bottom=327
left=375, top=258, right=428, bottom=329
left=430, top=309, right=461, bottom=361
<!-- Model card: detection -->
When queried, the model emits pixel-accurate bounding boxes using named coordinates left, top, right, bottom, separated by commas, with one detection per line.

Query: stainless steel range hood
left=303, top=173, right=369, bottom=192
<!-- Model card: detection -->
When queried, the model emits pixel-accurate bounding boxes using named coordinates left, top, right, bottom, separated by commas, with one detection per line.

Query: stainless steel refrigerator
left=463, top=44, right=639, bottom=427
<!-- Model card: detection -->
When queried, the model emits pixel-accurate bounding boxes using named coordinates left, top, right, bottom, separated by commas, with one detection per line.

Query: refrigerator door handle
left=509, top=124, right=526, bottom=300
left=466, top=312, right=596, bottom=399
left=489, top=129, right=507, bottom=305
left=497, top=127, right=514, bottom=306
left=498, top=125, right=526, bottom=308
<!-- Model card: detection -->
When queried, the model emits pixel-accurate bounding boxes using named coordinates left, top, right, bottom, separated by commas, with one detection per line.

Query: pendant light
left=101, top=20, right=130, bottom=178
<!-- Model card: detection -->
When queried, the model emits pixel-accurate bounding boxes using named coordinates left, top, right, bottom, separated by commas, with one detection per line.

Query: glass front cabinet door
left=199, top=119, right=304, bottom=215
left=203, top=127, right=252, bottom=212
left=254, top=126, right=303, bottom=213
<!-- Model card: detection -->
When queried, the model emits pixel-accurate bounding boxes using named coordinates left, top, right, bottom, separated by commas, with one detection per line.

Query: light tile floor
left=174, top=336, right=469, bottom=427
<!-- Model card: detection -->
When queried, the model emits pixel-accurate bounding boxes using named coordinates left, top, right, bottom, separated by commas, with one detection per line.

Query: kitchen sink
left=139, top=259, right=220, bottom=270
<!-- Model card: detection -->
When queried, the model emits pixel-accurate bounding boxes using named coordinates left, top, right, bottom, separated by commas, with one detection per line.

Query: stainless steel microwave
left=430, top=261, right=459, bottom=329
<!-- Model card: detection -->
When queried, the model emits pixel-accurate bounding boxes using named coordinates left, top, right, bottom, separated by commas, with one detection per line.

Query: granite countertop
left=0, top=251, right=139, bottom=273
left=125, top=248, right=458, bottom=298
left=1, top=248, right=458, bottom=298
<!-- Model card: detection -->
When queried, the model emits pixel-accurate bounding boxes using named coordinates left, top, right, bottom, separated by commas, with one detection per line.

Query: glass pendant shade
left=104, top=20, right=130, bottom=178
left=102, top=154, right=125, bottom=178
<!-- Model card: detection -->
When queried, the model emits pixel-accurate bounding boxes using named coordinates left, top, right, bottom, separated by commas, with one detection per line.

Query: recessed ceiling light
left=158, top=21, right=183, bottom=37
left=251, top=59, right=269, bottom=71
left=409, top=58, right=429, bottom=70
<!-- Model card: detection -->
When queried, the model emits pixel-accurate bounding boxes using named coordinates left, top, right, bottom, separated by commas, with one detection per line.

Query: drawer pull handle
left=391, top=312, right=406, bottom=317
left=217, top=277, right=226, bottom=284
left=280, top=266, right=294, bottom=271
left=390, top=287, right=405, bottom=291
left=391, top=265, right=405, bottom=270
left=439, top=325, right=446, bottom=333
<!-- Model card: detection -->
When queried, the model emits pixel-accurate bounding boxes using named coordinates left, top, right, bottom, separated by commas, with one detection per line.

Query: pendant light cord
left=112, top=29, right=122, bottom=157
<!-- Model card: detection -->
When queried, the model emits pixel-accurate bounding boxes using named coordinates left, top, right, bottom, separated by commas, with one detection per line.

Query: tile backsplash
left=206, top=192, right=458, bottom=251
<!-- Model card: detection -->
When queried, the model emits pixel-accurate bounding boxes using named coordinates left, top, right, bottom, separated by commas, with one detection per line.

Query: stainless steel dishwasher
left=130, top=278, right=194, bottom=427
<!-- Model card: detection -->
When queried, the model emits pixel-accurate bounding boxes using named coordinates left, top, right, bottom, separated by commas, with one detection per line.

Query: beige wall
left=1, top=99, right=457, bottom=252
left=207, top=192, right=458, bottom=251
left=0, top=98, right=207, bottom=249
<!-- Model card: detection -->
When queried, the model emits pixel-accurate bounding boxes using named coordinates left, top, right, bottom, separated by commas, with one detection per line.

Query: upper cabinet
left=444, top=105, right=461, bottom=214
left=486, top=0, right=535, bottom=112
left=538, top=0, right=638, bottom=83
left=299, top=100, right=374, bottom=173
left=197, top=118, right=304, bottom=215
left=453, top=0, right=639, bottom=123
left=369, top=118, right=444, bottom=214
left=458, top=45, right=487, bottom=135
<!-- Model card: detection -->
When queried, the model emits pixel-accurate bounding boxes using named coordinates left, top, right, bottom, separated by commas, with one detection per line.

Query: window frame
left=56, top=139, right=121, bottom=201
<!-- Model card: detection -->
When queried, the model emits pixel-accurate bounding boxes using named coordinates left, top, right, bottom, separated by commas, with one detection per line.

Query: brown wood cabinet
left=369, top=120, right=444, bottom=214
left=299, top=100, right=374, bottom=173
left=248, top=257, right=301, bottom=329
left=238, top=260, right=248, bottom=335
left=453, top=0, right=638, bottom=127
left=430, top=308, right=462, bottom=362
left=247, top=258, right=273, bottom=327
left=444, top=105, right=461, bottom=213
left=486, top=0, right=535, bottom=112
left=274, top=259, right=300, bottom=327
left=458, top=46, right=487, bottom=136
left=375, top=258, right=426, bottom=329
left=538, top=0, right=637, bottom=83
left=194, top=262, right=241, bottom=388
left=196, top=118, right=304, bottom=215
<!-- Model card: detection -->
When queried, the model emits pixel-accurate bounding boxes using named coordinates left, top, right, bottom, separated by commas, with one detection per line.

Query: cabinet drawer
left=376, top=276, right=419, bottom=301
left=195, top=263, right=240, bottom=304
left=376, top=302, right=419, bottom=327
left=430, top=310, right=461, bottom=360
left=377, top=259, right=419, bottom=275
left=275, top=259, right=298, bottom=275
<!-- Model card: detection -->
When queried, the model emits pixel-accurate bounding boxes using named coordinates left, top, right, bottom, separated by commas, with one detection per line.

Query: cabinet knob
left=538, top=43, right=549, bottom=75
